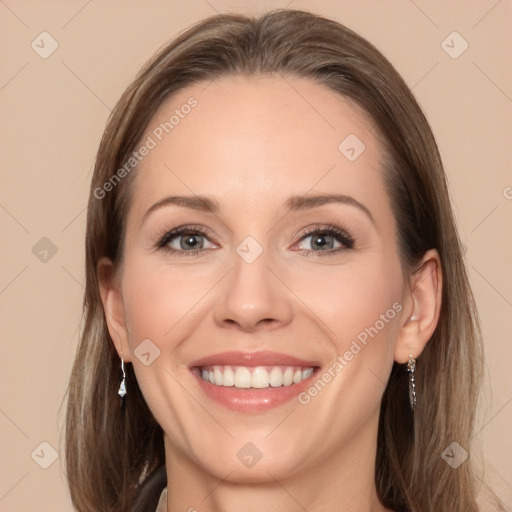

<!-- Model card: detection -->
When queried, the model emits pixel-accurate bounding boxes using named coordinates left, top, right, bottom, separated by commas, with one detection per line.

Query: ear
left=395, top=249, right=442, bottom=364
left=97, top=257, right=132, bottom=362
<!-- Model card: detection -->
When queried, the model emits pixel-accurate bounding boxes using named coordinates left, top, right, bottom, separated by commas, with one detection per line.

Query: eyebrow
left=285, top=194, right=375, bottom=224
left=143, top=195, right=220, bottom=220
left=143, top=193, right=374, bottom=225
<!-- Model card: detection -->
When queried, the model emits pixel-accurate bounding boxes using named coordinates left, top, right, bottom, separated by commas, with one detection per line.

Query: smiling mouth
left=188, top=350, right=322, bottom=411
left=192, top=365, right=317, bottom=389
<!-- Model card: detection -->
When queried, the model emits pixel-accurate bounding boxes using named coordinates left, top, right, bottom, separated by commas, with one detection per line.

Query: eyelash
left=154, top=224, right=356, bottom=257
left=294, top=224, right=355, bottom=257
left=154, top=225, right=214, bottom=256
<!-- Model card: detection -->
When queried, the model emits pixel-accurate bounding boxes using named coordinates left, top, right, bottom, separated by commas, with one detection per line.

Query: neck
left=163, top=414, right=390, bottom=512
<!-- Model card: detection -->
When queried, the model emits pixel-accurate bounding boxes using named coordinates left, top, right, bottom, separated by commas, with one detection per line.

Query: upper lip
left=189, top=350, right=321, bottom=368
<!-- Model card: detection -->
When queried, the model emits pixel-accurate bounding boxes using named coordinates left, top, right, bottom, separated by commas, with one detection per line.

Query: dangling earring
left=118, top=355, right=127, bottom=404
left=407, top=355, right=417, bottom=410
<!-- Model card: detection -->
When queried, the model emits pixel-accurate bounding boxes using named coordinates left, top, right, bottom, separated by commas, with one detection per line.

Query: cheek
left=289, top=257, right=403, bottom=345
left=118, top=256, right=213, bottom=430
left=121, top=256, right=215, bottom=347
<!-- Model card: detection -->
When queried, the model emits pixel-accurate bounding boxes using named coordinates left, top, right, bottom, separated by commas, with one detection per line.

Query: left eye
left=297, top=232, right=341, bottom=251
left=295, top=228, right=354, bottom=252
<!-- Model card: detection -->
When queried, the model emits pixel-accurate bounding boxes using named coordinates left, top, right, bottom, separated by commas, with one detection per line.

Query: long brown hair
left=65, top=9, right=496, bottom=511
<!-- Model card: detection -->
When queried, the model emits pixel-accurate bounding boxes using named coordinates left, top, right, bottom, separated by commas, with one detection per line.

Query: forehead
left=128, top=74, right=390, bottom=221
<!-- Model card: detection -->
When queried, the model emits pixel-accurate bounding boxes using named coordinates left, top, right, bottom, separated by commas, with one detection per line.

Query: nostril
left=221, top=317, right=278, bottom=330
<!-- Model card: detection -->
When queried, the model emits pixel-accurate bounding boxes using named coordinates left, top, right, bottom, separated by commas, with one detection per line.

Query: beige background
left=0, top=0, right=511, bottom=510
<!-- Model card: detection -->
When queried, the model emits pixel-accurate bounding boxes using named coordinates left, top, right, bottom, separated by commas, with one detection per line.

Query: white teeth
left=302, top=368, right=314, bottom=380
left=269, top=367, right=283, bottom=387
left=199, top=365, right=315, bottom=388
left=283, top=367, right=294, bottom=386
left=234, top=366, right=252, bottom=388
left=222, top=366, right=235, bottom=386
left=251, top=367, right=269, bottom=388
left=214, top=367, right=223, bottom=386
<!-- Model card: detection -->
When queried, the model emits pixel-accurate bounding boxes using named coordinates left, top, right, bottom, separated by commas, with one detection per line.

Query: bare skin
left=99, top=75, right=442, bottom=512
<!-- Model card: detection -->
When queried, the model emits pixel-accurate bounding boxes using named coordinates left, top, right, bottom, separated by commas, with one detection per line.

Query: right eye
left=157, top=226, right=218, bottom=256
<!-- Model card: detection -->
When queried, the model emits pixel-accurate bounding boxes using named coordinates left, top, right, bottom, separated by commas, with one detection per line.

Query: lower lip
left=190, top=369, right=318, bottom=413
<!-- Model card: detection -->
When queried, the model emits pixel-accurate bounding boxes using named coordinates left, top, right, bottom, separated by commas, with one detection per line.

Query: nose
left=213, top=250, right=293, bottom=332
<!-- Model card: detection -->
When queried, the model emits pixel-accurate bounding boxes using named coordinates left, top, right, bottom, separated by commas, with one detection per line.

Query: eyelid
left=154, top=224, right=218, bottom=250
left=292, top=224, right=355, bottom=243
left=289, top=224, right=356, bottom=256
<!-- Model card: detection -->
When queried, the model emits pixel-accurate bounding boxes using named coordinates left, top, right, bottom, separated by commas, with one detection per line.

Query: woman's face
left=108, top=75, right=410, bottom=482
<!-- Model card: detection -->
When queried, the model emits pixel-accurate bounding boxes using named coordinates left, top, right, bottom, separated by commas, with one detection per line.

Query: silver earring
left=407, top=355, right=417, bottom=410
left=118, top=356, right=127, bottom=400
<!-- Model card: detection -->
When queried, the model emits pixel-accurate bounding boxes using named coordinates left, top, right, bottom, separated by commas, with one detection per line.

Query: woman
left=65, top=9, right=503, bottom=512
